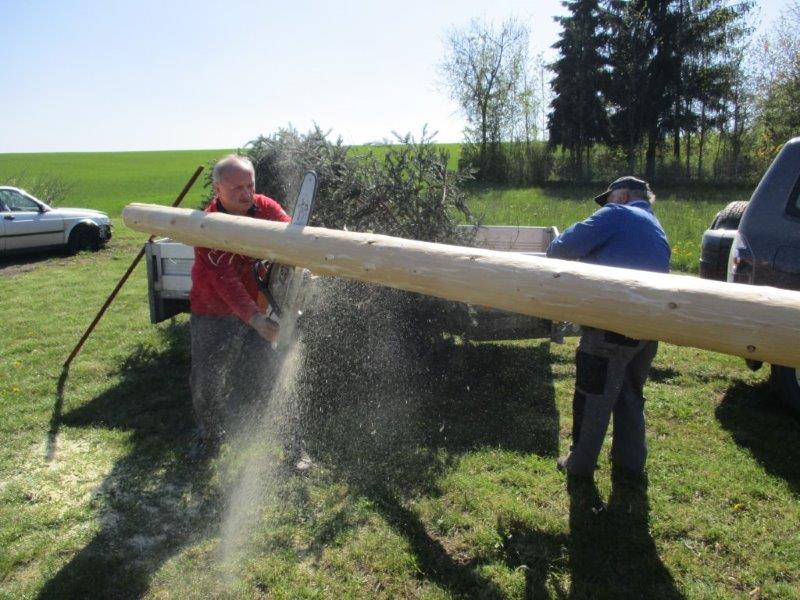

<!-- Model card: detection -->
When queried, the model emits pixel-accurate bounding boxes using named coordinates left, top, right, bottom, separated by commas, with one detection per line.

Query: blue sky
left=0, top=0, right=788, bottom=153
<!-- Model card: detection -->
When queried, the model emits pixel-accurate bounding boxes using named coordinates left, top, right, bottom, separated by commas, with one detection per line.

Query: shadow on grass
left=300, top=340, right=558, bottom=597
left=649, top=365, right=681, bottom=383
left=0, top=247, right=69, bottom=275
left=38, top=322, right=220, bottom=599
left=0, top=245, right=114, bottom=277
left=715, top=379, right=800, bottom=496
left=501, top=476, right=683, bottom=599
left=566, top=476, right=682, bottom=599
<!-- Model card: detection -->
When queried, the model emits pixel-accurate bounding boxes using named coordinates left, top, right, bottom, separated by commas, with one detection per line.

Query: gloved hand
left=248, top=313, right=280, bottom=343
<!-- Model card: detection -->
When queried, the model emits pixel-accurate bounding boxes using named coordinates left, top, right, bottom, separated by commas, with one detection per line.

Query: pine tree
left=602, top=0, right=750, bottom=181
left=604, top=0, right=655, bottom=174
left=548, top=0, right=609, bottom=180
left=673, top=0, right=753, bottom=179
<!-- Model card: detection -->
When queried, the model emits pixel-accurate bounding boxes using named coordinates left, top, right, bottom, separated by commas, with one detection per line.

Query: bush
left=228, top=126, right=477, bottom=486
left=4, top=173, right=71, bottom=207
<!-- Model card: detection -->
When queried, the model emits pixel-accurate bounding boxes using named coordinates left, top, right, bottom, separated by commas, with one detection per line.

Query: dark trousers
left=190, top=314, right=276, bottom=439
left=568, top=328, right=658, bottom=477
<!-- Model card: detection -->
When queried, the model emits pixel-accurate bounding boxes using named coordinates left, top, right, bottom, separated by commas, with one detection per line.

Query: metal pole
left=63, top=165, right=204, bottom=368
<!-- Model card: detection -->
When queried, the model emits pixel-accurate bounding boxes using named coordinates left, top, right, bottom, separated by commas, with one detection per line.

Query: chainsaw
left=253, top=171, right=318, bottom=349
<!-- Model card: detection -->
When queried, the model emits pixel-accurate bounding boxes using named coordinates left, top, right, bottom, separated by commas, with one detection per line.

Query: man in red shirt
left=189, top=154, right=290, bottom=455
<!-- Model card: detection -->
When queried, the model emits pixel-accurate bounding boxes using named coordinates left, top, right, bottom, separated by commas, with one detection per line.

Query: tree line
left=440, top=1, right=800, bottom=185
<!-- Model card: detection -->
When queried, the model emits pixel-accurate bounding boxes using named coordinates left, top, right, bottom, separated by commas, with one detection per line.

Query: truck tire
left=713, top=200, right=749, bottom=230
left=699, top=229, right=736, bottom=281
left=68, top=225, right=100, bottom=254
left=699, top=201, right=749, bottom=281
left=770, top=365, right=800, bottom=418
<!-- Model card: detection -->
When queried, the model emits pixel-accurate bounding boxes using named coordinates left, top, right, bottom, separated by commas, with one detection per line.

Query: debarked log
left=123, top=203, right=800, bottom=368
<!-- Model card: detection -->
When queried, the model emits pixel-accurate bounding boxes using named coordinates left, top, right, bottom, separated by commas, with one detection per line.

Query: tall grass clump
left=3, top=173, right=72, bottom=207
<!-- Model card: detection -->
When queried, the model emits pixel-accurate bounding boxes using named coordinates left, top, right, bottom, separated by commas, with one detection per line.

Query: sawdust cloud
left=215, top=276, right=437, bottom=570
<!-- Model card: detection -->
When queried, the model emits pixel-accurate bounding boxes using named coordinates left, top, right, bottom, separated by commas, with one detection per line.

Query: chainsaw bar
left=265, top=171, right=318, bottom=323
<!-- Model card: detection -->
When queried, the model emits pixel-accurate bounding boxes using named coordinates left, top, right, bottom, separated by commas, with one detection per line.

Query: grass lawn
left=1, top=150, right=797, bottom=598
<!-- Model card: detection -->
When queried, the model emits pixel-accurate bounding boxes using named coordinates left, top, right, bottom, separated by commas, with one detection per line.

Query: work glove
left=248, top=313, right=280, bottom=344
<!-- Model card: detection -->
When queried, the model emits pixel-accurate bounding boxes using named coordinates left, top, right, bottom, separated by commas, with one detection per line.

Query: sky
left=0, top=0, right=790, bottom=153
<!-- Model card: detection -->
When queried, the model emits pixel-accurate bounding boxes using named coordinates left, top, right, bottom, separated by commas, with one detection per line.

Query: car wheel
left=714, top=200, right=749, bottom=230
left=67, top=225, right=100, bottom=254
left=770, top=365, right=800, bottom=418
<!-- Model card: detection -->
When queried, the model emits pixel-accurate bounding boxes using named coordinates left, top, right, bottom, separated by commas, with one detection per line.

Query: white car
left=0, top=186, right=112, bottom=254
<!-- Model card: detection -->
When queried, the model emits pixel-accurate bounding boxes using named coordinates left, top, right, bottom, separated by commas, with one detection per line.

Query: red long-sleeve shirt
left=189, top=194, right=291, bottom=323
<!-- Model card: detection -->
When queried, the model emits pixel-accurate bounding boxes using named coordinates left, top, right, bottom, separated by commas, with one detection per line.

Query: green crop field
left=0, top=144, right=462, bottom=217
left=0, top=149, right=229, bottom=215
left=2, top=150, right=797, bottom=599
left=1, top=146, right=747, bottom=273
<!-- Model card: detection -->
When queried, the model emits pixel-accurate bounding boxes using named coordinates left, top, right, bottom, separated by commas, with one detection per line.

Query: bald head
left=212, top=154, right=255, bottom=184
left=212, top=155, right=256, bottom=215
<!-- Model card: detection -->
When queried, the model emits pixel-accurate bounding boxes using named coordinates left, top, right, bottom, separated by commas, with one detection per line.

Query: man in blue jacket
left=547, top=176, right=671, bottom=480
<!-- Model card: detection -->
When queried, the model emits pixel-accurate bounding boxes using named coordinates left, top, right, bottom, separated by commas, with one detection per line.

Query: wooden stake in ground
left=47, top=168, right=203, bottom=462
left=123, top=203, right=800, bottom=368
left=63, top=167, right=204, bottom=369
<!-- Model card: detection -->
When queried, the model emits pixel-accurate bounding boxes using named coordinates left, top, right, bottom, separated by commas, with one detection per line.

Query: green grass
left=0, top=149, right=230, bottom=216
left=2, top=240, right=799, bottom=598
left=2, top=150, right=798, bottom=598
left=0, top=144, right=462, bottom=218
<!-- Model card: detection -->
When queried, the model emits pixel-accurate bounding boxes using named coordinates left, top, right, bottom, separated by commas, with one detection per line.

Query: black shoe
left=557, top=454, right=595, bottom=480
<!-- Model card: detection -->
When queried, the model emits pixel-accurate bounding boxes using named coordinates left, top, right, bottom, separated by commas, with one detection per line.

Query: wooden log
left=123, top=203, right=800, bottom=368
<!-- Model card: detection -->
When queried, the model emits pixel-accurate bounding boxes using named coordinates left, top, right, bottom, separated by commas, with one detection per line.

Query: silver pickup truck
left=144, top=224, right=574, bottom=342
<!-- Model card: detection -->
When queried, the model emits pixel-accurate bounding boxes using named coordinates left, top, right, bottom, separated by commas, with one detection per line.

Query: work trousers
left=190, top=314, right=276, bottom=440
left=567, top=327, right=658, bottom=477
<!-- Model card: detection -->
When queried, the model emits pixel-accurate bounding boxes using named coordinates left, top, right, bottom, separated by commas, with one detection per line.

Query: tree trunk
left=586, top=145, right=592, bottom=182
left=124, top=203, right=800, bottom=368
left=626, top=140, right=636, bottom=173
left=713, top=126, right=725, bottom=181
left=578, top=143, right=586, bottom=182
left=698, top=101, right=707, bottom=181
left=645, top=124, right=658, bottom=182
left=685, top=129, right=692, bottom=179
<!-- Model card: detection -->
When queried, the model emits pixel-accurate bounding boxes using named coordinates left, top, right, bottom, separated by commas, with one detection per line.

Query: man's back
left=546, top=200, right=671, bottom=273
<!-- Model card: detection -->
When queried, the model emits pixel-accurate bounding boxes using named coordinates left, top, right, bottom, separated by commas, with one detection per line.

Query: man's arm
left=546, top=206, right=618, bottom=260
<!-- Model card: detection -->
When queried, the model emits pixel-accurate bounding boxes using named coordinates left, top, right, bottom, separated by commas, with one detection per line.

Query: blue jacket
left=546, top=200, right=671, bottom=273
